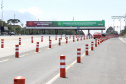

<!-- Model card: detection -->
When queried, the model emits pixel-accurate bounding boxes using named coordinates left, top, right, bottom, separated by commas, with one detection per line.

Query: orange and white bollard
left=81, top=36, right=82, bottom=41
left=85, top=44, right=88, bottom=55
left=73, top=35, right=75, bottom=42
left=14, top=76, right=25, bottom=84
left=55, top=35, right=57, bottom=40
left=83, top=35, right=85, bottom=40
left=15, top=45, right=19, bottom=58
left=1, top=39, right=4, bottom=48
left=95, top=39, right=97, bottom=47
left=19, top=37, right=21, bottom=45
left=77, top=48, right=81, bottom=63
left=69, top=35, right=71, bottom=39
left=98, top=39, right=100, bottom=45
left=91, top=41, right=94, bottom=50
left=60, top=55, right=66, bottom=78
left=77, top=37, right=79, bottom=41
left=59, top=38, right=61, bottom=45
left=36, top=42, right=39, bottom=52
left=66, top=37, right=68, bottom=44
left=41, top=36, right=43, bottom=42
left=61, top=35, right=62, bottom=40
left=49, top=40, right=51, bottom=48
left=31, top=36, right=33, bottom=43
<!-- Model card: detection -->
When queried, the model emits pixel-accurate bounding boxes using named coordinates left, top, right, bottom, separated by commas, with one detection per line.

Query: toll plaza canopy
left=26, top=21, right=105, bottom=30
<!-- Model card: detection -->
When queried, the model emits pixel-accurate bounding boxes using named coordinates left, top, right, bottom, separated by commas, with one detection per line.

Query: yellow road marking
left=5, top=59, right=11, bottom=60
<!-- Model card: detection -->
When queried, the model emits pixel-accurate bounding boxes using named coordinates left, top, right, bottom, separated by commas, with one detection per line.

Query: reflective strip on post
left=60, top=55, right=66, bottom=78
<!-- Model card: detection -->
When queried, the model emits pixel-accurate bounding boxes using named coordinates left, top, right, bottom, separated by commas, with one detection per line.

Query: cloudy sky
left=1, top=0, right=126, bottom=34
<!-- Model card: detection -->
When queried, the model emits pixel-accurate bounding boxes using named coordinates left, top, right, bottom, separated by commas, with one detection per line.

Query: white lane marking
left=119, top=37, right=126, bottom=43
left=0, top=59, right=10, bottom=63
left=46, top=49, right=91, bottom=84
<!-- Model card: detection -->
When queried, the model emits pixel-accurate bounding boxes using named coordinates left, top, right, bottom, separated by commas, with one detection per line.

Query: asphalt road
left=0, top=35, right=93, bottom=84
left=53, top=36, right=126, bottom=84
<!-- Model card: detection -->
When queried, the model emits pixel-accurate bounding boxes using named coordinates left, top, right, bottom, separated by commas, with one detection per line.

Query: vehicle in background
left=93, top=32, right=102, bottom=39
left=9, top=32, right=15, bottom=35
left=101, top=33, right=107, bottom=37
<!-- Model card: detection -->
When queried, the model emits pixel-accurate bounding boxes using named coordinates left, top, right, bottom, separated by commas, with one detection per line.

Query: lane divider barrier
left=91, top=41, right=94, bottom=51
left=95, top=39, right=97, bottom=47
left=36, top=42, right=39, bottom=52
left=14, top=76, right=25, bottom=84
left=31, top=36, right=33, bottom=43
left=85, top=44, right=88, bottom=55
left=73, top=35, right=75, bottom=42
left=19, top=37, right=21, bottom=45
left=66, top=37, right=68, bottom=44
left=77, top=48, right=81, bottom=63
left=60, top=55, right=66, bottom=78
left=49, top=40, right=51, bottom=48
left=15, top=45, right=19, bottom=58
left=59, top=38, right=61, bottom=45
left=1, top=39, right=4, bottom=48
left=41, top=36, right=43, bottom=42
left=55, top=35, right=57, bottom=40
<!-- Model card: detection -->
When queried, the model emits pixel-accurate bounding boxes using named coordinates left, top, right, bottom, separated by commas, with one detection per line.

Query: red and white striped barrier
left=36, top=42, right=39, bottom=52
left=19, top=37, right=21, bottom=45
left=31, top=36, right=33, bottom=43
left=95, top=39, right=97, bottom=47
left=14, top=76, right=25, bottom=84
left=85, top=44, right=88, bottom=55
left=77, top=48, right=81, bottom=63
left=41, top=36, right=43, bottom=42
left=55, top=35, right=57, bottom=40
left=60, top=55, right=66, bottom=78
left=1, top=39, right=4, bottom=48
left=59, top=38, right=61, bottom=45
left=49, top=40, right=51, bottom=48
left=66, top=37, right=68, bottom=44
left=91, top=41, right=94, bottom=50
left=15, top=45, right=19, bottom=58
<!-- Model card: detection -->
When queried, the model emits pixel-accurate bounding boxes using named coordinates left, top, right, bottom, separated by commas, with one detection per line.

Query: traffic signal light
left=1, top=26, right=4, bottom=32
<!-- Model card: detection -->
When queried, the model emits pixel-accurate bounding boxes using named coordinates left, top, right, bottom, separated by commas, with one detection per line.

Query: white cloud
left=18, top=7, right=43, bottom=18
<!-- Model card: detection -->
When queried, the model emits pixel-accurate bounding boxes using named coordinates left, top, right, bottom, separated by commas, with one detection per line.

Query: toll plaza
left=26, top=20, right=105, bottom=35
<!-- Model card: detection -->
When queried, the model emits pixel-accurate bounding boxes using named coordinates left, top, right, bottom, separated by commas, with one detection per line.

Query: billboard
left=26, top=21, right=105, bottom=27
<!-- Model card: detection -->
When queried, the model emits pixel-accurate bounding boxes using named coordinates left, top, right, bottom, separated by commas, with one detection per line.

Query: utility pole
left=14, top=14, right=15, bottom=33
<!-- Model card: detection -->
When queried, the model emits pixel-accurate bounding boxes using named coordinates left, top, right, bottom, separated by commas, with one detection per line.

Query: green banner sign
left=26, top=21, right=105, bottom=27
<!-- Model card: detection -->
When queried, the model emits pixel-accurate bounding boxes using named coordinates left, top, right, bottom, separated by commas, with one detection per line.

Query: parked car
left=93, top=32, right=102, bottom=39
left=9, top=32, right=15, bottom=35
